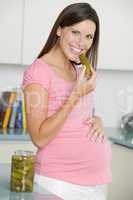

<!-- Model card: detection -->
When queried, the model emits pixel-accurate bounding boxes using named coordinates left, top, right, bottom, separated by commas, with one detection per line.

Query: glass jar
left=10, top=150, right=35, bottom=192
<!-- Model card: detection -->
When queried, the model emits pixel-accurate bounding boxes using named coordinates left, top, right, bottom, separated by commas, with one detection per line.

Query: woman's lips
left=70, top=46, right=83, bottom=55
left=68, top=46, right=84, bottom=62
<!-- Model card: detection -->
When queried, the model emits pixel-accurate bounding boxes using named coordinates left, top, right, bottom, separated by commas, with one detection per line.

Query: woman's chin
left=69, top=57, right=81, bottom=65
left=68, top=55, right=80, bottom=63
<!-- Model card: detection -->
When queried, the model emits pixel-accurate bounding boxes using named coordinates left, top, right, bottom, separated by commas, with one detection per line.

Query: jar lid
left=13, top=150, right=35, bottom=156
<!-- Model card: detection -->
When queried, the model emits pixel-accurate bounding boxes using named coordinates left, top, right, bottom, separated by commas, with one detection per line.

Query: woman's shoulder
left=22, top=58, right=52, bottom=90
left=26, top=58, right=51, bottom=75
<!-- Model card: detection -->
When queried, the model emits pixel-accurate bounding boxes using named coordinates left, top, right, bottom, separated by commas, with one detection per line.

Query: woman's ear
left=56, top=26, right=62, bottom=37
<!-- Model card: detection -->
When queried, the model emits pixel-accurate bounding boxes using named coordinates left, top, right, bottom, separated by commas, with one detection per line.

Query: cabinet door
left=0, top=0, right=22, bottom=64
left=91, top=0, right=133, bottom=70
left=22, top=0, right=133, bottom=70
left=108, top=144, right=133, bottom=200
left=22, top=0, right=59, bottom=64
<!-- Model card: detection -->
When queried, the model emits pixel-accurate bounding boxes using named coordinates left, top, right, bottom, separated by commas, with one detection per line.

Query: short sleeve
left=21, top=59, right=51, bottom=91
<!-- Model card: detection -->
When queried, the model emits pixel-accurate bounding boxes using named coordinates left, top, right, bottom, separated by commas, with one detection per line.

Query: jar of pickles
left=10, top=150, right=35, bottom=192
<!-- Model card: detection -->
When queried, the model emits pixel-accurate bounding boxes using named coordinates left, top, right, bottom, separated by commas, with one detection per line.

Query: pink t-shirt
left=22, top=58, right=112, bottom=186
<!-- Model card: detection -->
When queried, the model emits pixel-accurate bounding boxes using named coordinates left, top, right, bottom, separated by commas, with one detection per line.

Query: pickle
left=79, top=53, right=92, bottom=76
left=10, top=151, right=35, bottom=192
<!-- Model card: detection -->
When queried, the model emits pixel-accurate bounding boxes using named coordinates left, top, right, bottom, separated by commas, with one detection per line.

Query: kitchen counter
left=0, top=164, right=61, bottom=200
left=0, top=129, right=30, bottom=141
left=105, top=127, right=133, bottom=149
left=0, top=127, right=133, bottom=149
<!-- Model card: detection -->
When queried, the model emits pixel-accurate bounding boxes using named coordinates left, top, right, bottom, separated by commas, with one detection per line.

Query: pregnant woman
left=22, top=2, right=112, bottom=200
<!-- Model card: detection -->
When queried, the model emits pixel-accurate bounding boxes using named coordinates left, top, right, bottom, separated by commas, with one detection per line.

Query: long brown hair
left=37, top=3, right=100, bottom=69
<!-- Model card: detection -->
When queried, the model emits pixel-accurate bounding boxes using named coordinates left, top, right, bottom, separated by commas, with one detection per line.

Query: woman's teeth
left=70, top=47, right=82, bottom=54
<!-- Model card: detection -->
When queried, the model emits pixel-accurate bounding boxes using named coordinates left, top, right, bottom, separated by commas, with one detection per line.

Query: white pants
left=34, top=174, right=107, bottom=200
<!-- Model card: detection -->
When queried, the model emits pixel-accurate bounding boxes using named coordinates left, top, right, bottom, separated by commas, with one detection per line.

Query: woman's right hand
left=72, top=66, right=96, bottom=98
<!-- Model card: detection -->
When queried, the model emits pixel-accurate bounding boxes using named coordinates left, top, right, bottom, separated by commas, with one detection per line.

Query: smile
left=70, top=46, right=83, bottom=54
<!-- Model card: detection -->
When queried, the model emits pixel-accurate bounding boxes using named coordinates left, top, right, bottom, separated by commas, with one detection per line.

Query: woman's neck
left=43, top=44, right=72, bottom=71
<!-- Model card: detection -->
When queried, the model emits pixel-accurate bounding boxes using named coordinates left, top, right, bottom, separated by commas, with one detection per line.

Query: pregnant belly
left=36, top=136, right=112, bottom=173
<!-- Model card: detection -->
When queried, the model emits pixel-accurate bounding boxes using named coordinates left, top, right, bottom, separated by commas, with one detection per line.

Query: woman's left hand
left=85, top=116, right=105, bottom=142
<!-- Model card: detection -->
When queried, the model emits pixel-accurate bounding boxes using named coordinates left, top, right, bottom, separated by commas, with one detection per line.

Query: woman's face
left=57, top=19, right=96, bottom=62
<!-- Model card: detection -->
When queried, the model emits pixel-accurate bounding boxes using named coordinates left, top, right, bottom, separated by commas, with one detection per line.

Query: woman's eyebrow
left=71, top=27, right=94, bottom=37
left=71, top=27, right=80, bottom=33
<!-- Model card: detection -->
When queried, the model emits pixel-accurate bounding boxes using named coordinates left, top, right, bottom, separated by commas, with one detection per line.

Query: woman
left=22, top=2, right=112, bottom=200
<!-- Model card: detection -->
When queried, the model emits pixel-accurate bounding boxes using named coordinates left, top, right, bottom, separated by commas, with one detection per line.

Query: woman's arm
left=24, top=83, right=80, bottom=149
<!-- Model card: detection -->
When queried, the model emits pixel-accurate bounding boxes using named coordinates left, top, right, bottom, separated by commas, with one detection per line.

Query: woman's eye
left=87, top=35, right=93, bottom=40
left=72, top=31, right=80, bottom=35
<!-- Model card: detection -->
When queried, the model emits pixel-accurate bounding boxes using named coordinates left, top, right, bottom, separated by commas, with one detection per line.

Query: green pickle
left=79, top=53, right=92, bottom=76
left=10, top=150, right=35, bottom=192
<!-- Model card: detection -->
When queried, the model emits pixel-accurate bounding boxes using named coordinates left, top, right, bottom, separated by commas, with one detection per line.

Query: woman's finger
left=92, top=128, right=102, bottom=138
left=79, top=66, right=86, bottom=82
left=87, top=128, right=104, bottom=141
left=94, top=131, right=104, bottom=142
left=86, top=126, right=98, bottom=138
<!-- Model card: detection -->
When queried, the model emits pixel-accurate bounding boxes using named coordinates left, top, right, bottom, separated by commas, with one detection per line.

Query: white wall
left=95, top=69, right=133, bottom=127
left=0, top=64, right=133, bottom=128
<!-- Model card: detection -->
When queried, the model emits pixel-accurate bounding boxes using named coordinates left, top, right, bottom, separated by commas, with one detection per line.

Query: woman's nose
left=77, top=36, right=85, bottom=49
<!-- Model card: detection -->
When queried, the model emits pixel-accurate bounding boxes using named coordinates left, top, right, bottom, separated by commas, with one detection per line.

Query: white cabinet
left=91, top=0, right=133, bottom=70
left=22, top=0, right=133, bottom=70
left=0, top=0, right=23, bottom=64
left=108, top=144, right=133, bottom=200
left=0, top=0, right=132, bottom=70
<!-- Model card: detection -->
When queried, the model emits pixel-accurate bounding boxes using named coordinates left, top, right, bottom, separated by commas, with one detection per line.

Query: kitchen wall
left=0, top=63, right=133, bottom=128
